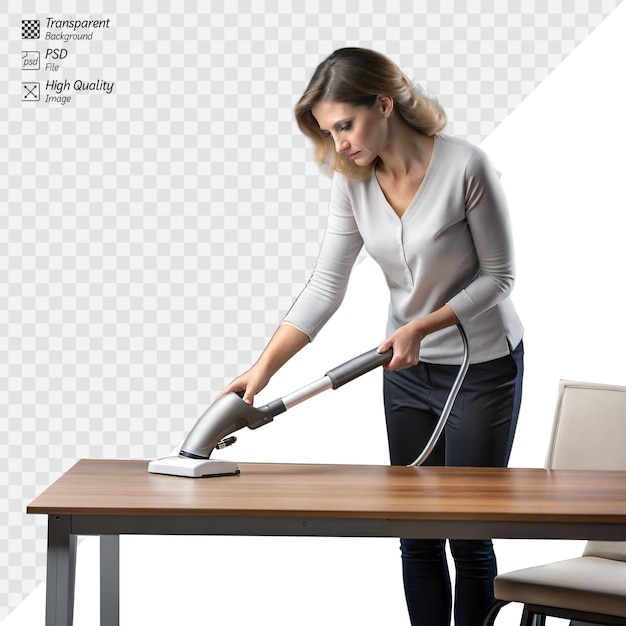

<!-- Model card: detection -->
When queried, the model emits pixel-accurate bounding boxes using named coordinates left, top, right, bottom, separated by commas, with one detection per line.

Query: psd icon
left=22, top=51, right=40, bottom=70
left=22, top=19, right=40, bottom=39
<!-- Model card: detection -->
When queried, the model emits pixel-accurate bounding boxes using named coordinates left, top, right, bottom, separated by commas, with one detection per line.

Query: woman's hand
left=217, top=365, right=272, bottom=405
left=214, top=323, right=311, bottom=406
left=378, top=321, right=424, bottom=371
left=378, top=305, right=460, bottom=372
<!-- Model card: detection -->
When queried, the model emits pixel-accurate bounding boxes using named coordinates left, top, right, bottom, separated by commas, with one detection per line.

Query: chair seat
left=494, top=556, right=626, bottom=619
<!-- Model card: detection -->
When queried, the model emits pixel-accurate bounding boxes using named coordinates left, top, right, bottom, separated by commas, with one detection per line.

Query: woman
left=221, top=48, right=524, bottom=626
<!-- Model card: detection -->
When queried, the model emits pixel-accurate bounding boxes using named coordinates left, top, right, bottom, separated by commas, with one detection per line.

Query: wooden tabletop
left=27, top=459, right=626, bottom=527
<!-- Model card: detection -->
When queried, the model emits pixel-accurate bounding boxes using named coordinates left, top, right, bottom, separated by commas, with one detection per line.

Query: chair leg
left=521, top=605, right=546, bottom=626
left=482, top=600, right=510, bottom=625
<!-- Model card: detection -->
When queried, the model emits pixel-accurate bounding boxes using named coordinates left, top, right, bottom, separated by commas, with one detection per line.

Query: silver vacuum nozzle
left=179, top=392, right=286, bottom=459
left=147, top=392, right=286, bottom=478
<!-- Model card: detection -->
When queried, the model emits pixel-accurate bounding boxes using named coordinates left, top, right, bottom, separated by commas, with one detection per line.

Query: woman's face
left=311, top=97, right=391, bottom=166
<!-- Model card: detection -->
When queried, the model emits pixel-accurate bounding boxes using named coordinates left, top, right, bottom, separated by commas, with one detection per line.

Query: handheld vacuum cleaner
left=148, top=325, right=469, bottom=478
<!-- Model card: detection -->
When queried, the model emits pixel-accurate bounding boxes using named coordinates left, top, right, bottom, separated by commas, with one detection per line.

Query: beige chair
left=484, top=380, right=626, bottom=626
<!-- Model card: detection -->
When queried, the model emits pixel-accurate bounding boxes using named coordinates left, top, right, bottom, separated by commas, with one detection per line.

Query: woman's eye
left=321, top=121, right=351, bottom=138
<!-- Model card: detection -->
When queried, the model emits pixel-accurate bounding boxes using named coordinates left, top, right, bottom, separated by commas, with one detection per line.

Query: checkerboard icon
left=22, top=19, right=40, bottom=39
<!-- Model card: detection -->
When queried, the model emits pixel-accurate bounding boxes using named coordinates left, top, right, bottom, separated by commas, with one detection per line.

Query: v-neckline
left=373, top=134, right=439, bottom=221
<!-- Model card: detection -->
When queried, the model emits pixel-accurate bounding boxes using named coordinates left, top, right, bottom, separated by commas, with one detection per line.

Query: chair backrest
left=583, top=540, right=626, bottom=562
left=545, top=380, right=626, bottom=561
left=546, top=380, right=626, bottom=471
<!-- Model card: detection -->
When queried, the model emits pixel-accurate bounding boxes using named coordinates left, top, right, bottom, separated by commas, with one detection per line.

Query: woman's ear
left=377, top=95, right=394, bottom=118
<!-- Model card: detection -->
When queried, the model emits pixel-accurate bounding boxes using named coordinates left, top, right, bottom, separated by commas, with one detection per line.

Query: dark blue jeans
left=383, top=341, right=524, bottom=626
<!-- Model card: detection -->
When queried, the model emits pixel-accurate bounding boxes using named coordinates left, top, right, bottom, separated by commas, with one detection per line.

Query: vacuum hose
left=409, top=324, right=470, bottom=467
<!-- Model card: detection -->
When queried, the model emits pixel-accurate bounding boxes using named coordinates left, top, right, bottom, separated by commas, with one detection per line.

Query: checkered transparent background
left=0, top=0, right=622, bottom=619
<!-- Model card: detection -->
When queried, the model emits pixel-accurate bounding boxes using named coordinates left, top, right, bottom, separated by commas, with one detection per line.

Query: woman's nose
left=334, top=137, right=349, bottom=153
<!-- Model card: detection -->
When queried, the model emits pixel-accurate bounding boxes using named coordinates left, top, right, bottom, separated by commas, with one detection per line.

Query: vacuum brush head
left=147, top=455, right=239, bottom=478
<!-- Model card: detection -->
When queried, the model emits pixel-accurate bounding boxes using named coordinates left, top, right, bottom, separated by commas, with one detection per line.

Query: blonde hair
left=295, top=48, right=447, bottom=178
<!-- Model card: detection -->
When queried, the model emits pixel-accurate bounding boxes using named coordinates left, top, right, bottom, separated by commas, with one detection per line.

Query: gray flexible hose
left=409, top=324, right=470, bottom=467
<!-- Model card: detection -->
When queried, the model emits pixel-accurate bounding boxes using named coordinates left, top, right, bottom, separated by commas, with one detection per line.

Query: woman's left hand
left=378, top=321, right=424, bottom=372
left=377, top=305, right=460, bottom=372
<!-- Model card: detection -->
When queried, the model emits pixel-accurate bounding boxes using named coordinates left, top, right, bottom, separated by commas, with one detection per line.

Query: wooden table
left=28, top=459, right=626, bottom=626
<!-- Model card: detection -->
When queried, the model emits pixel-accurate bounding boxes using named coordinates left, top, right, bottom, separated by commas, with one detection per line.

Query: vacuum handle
left=325, top=348, right=393, bottom=389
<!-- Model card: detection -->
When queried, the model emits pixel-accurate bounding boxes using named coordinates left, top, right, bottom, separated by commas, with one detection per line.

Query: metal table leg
left=100, top=535, right=120, bottom=626
left=45, top=515, right=76, bottom=626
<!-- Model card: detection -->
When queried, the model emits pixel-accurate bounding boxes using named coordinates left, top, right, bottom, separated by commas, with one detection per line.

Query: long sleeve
left=446, top=147, right=516, bottom=324
left=282, top=177, right=364, bottom=340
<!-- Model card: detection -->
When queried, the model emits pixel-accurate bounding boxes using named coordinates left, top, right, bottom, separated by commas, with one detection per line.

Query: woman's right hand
left=214, top=323, right=311, bottom=407
left=216, top=365, right=272, bottom=406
